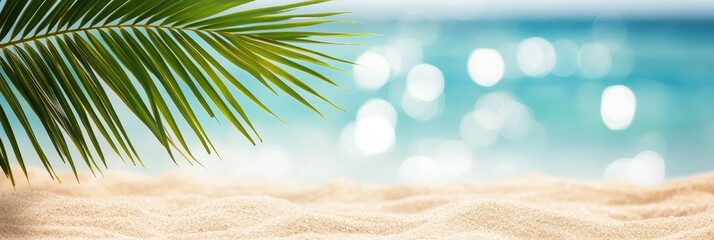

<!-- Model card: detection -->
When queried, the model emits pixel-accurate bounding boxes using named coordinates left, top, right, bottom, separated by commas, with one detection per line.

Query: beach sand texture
left=1, top=168, right=713, bottom=239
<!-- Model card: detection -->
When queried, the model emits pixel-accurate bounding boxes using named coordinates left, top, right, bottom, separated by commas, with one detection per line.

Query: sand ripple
left=1, top=169, right=714, bottom=239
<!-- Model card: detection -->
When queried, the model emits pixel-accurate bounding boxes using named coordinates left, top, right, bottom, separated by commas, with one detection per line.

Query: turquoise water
left=14, top=19, right=714, bottom=183
left=286, top=19, right=714, bottom=182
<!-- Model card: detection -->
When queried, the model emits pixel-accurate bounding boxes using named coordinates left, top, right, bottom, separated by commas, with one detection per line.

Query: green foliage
left=0, top=0, right=356, bottom=185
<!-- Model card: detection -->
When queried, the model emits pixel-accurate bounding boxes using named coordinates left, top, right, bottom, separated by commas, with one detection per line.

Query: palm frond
left=0, top=0, right=356, bottom=185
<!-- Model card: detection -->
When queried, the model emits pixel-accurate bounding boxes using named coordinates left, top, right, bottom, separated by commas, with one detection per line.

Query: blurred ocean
left=18, top=18, right=714, bottom=184
left=304, top=19, right=714, bottom=183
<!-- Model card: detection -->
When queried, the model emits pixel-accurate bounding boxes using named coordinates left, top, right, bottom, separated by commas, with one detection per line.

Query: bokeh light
left=354, top=116, right=396, bottom=156
left=577, top=43, right=612, bottom=79
left=402, top=92, right=440, bottom=121
left=468, top=48, right=505, bottom=87
left=604, top=151, right=665, bottom=186
left=517, top=37, right=556, bottom=77
left=389, top=38, right=424, bottom=75
left=357, top=98, right=398, bottom=127
left=629, top=151, right=666, bottom=186
left=497, top=101, right=533, bottom=140
left=342, top=99, right=399, bottom=157
left=474, top=91, right=513, bottom=111
left=339, top=122, right=360, bottom=157
left=399, top=156, right=442, bottom=182
left=603, top=158, right=632, bottom=182
left=368, top=46, right=403, bottom=77
left=406, top=64, right=445, bottom=101
left=434, top=140, right=473, bottom=176
left=601, top=85, right=637, bottom=130
left=354, top=52, right=391, bottom=90
left=462, top=92, right=537, bottom=145
left=460, top=111, right=499, bottom=146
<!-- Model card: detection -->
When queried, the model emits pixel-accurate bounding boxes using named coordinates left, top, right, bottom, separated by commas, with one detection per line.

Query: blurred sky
left=256, top=0, right=714, bottom=20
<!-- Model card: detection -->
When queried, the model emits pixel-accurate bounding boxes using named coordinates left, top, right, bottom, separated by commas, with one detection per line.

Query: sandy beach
left=1, top=168, right=713, bottom=239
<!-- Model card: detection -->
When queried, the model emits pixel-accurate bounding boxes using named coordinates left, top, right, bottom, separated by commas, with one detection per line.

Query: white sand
left=1, top=168, right=714, bottom=239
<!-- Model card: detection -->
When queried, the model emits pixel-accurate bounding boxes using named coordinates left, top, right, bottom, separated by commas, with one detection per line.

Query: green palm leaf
left=0, top=0, right=356, bottom=185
